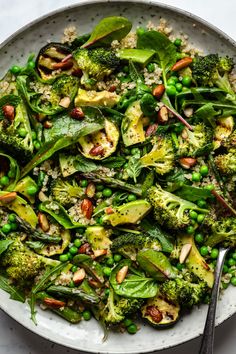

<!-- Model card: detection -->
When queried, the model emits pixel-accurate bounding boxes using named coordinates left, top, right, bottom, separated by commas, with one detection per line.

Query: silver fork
left=199, top=247, right=230, bottom=354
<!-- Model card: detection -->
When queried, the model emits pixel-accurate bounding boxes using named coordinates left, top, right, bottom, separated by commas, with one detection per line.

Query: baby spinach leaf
left=0, top=275, right=25, bottom=302
left=40, top=201, right=83, bottom=229
left=110, top=260, right=158, bottom=298
left=82, top=16, right=132, bottom=48
left=59, top=153, right=97, bottom=177
left=101, top=156, right=126, bottom=169
left=137, top=30, right=177, bottom=84
left=176, top=185, right=212, bottom=202
left=0, top=240, right=13, bottom=255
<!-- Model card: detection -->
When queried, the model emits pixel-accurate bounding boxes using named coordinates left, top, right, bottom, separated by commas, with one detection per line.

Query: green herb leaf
left=129, top=61, right=143, bottom=82
left=0, top=275, right=25, bottom=302
left=126, top=156, right=142, bottom=183
left=0, top=240, right=13, bottom=255
left=110, top=260, right=158, bottom=298
left=176, top=185, right=212, bottom=201
left=28, top=293, right=37, bottom=325
left=82, top=16, right=132, bottom=48
left=101, top=156, right=126, bottom=169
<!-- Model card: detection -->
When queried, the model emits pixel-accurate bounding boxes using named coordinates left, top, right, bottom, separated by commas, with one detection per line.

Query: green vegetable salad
left=0, top=16, right=236, bottom=335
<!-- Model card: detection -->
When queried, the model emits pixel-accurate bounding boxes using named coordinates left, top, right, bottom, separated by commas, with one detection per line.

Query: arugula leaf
left=137, top=30, right=177, bottom=84
left=82, top=16, right=132, bottom=48
left=101, top=156, right=126, bottom=169
left=0, top=275, right=25, bottom=303
left=110, top=260, right=158, bottom=298
left=0, top=240, right=13, bottom=255
left=28, top=293, right=37, bottom=325
left=32, top=262, right=68, bottom=294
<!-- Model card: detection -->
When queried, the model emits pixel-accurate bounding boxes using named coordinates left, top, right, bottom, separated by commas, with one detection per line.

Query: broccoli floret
left=160, top=278, right=208, bottom=308
left=0, top=93, right=33, bottom=161
left=111, top=233, right=162, bottom=260
left=214, top=149, right=236, bottom=175
left=177, top=123, right=213, bottom=157
left=205, top=217, right=236, bottom=247
left=140, top=136, right=175, bottom=175
left=103, top=288, right=143, bottom=325
left=51, top=178, right=84, bottom=206
left=192, top=54, right=235, bottom=99
left=73, top=48, right=120, bottom=81
left=222, top=129, right=236, bottom=150
left=147, top=185, right=208, bottom=230
left=1, top=234, right=60, bottom=283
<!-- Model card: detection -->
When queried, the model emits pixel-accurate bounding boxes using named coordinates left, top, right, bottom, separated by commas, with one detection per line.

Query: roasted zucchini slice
left=141, top=295, right=180, bottom=328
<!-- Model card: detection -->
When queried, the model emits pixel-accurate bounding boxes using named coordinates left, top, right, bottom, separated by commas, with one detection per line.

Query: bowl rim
left=0, top=1, right=236, bottom=353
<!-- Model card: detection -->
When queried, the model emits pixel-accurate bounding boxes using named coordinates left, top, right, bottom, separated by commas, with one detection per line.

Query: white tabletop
left=0, top=0, right=235, bottom=353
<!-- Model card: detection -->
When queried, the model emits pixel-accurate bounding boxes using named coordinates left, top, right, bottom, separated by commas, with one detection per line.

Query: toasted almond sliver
left=116, top=265, right=129, bottom=284
left=93, top=249, right=107, bottom=259
left=73, top=268, right=86, bottom=285
left=0, top=192, right=17, bottom=203
left=179, top=243, right=192, bottom=264
left=38, top=212, right=50, bottom=232
left=44, top=298, right=66, bottom=308
left=59, top=96, right=71, bottom=108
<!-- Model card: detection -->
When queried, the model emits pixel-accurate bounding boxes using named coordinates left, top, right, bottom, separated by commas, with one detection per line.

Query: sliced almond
left=145, top=123, right=158, bottom=137
left=73, top=268, right=86, bottom=285
left=179, top=157, right=197, bottom=169
left=183, top=107, right=194, bottom=118
left=43, top=120, right=53, bottom=129
left=171, top=57, right=193, bottom=71
left=152, top=84, right=165, bottom=99
left=38, top=191, right=49, bottom=202
left=88, top=279, right=101, bottom=288
left=81, top=198, right=93, bottom=219
left=38, top=212, right=50, bottom=232
left=179, top=243, right=192, bottom=264
left=157, top=106, right=169, bottom=124
left=92, top=249, right=107, bottom=259
left=59, top=96, right=71, bottom=108
left=116, top=265, right=129, bottom=284
left=181, top=128, right=188, bottom=139
left=0, top=192, right=17, bottom=203
left=86, top=182, right=96, bottom=198
left=43, top=298, right=66, bottom=309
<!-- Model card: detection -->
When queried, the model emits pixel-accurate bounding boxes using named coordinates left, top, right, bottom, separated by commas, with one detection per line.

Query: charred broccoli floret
left=140, top=136, right=175, bottom=175
left=205, top=217, right=236, bottom=247
left=103, top=288, right=143, bottom=325
left=192, top=54, right=235, bottom=99
left=222, top=129, right=236, bottom=150
left=73, top=48, right=120, bottom=81
left=147, top=185, right=208, bottom=230
left=1, top=234, right=60, bottom=283
left=51, top=178, right=84, bottom=206
left=214, top=149, right=236, bottom=175
left=0, top=92, right=33, bottom=161
left=111, top=233, right=162, bottom=260
left=160, top=278, right=208, bottom=308
left=177, top=123, right=213, bottom=157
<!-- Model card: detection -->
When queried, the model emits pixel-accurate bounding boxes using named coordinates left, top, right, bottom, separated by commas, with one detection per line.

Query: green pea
left=232, top=252, right=236, bottom=260
left=114, top=254, right=122, bottom=262
left=8, top=214, right=16, bottom=222
left=200, top=246, right=209, bottom=256
left=77, top=227, right=85, bottom=235
left=192, top=172, right=201, bottom=182
left=228, top=258, right=236, bottom=267
left=174, top=38, right=182, bottom=47
left=197, top=199, right=207, bottom=208
left=136, top=27, right=146, bottom=36
left=205, top=184, right=214, bottom=191
left=59, top=254, right=69, bottom=262
left=223, top=265, right=229, bottom=273
left=18, top=128, right=27, bottom=138
left=189, top=210, right=198, bottom=220
left=197, top=214, right=205, bottom=224
left=127, top=324, right=138, bottom=334
left=96, top=184, right=104, bottom=191
left=83, top=310, right=92, bottom=321
left=166, top=85, right=177, bottom=97
left=67, top=252, right=73, bottom=261
left=80, top=180, right=88, bottom=187
left=102, top=188, right=112, bottom=198
left=222, top=282, right=229, bottom=289
left=210, top=248, right=219, bottom=259
left=103, top=267, right=112, bottom=276
left=34, top=141, right=41, bottom=150
left=74, top=239, right=82, bottom=248
left=10, top=65, right=21, bottom=74
left=182, top=76, right=192, bottom=87
left=186, top=225, right=194, bottom=234
left=123, top=318, right=133, bottom=327
left=167, top=77, right=177, bottom=86
left=69, top=246, right=78, bottom=255
left=200, top=165, right=209, bottom=176
left=230, top=276, right=236, bottom=286
left=0, top=176, right=10, bottom=186
left=27, top=185, right=38, bottom=196
left=31, top=131, right=37, bottom=140
left=123, top=65, right=129, bottom=73
left=171, top=75, right=179, bottom=83
left=127, top=194, right=137, bottom=202
left=176, top=53, right=186, bottom=60
left=7, top=170, right=15, bottom=178
left=27, top=61, right=35, bottom=70
left=10, top=222, right=18, bottom=231
left=182, top=86, right=189, bottom=92
left=1, top=223, right=11, bottom=234
left=71, top=265, right=78, bottom=273
left=195, top=233, right=204, bottom=244
left=175, top=82, right=183, bottom=92
left=106, top=257, right=114, bottom=266
left=95, top=192, right=103, bottom=199
left=176, top=263, right=184, bottom=271
left=147, top=63, right=155, bottom=73
left=131, top=147, right=140, bottom=156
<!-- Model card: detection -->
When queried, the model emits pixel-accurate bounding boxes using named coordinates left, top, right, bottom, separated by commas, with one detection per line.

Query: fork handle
left=199, top=247, right=230, bottom=354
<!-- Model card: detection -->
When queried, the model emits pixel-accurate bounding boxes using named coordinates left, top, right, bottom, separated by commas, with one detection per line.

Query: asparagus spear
left=47, top=285, right=100, bottom=304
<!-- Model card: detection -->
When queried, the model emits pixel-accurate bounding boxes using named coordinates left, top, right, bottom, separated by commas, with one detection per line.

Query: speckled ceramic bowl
left=0, top=1, right=236, bottom=353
